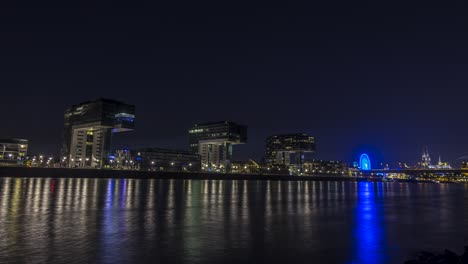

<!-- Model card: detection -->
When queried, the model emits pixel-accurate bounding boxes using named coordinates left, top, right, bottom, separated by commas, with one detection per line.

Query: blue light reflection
left=351, top=182, right=387, bottom=264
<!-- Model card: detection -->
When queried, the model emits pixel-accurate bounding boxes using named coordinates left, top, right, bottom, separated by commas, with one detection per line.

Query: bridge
left=363, top=168, right=468, bottom=178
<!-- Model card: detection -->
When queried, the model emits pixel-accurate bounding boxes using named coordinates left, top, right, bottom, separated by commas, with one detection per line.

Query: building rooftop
left=69, top=98, right=132, bottom=108
left=137, top=148, right=198, bottom=155
left=0, top=139, right=29, bottom=144
left=193, top=121, right=244, bottom=127
left=268, top=133, right=314, bottom=138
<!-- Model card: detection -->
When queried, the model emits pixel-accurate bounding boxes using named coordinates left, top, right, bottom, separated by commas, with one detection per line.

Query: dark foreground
left=405, top=247, right=468, bottom=263
left=0, top=177, right=467, bottom=264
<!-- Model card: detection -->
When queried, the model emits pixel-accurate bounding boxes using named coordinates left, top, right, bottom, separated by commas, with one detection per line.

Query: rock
left=404, top=246, right=468, bottom=263
left=442, top=249, right=460, bottom=264
left=461, top=253, right=468, bottom=264
left=419, top=251, right=436, bottom=261
left=444, top=249, right=458, bottom=257
left=404, top=260, right=426, bottom=264
left=404, top=259, right=429, bottom=264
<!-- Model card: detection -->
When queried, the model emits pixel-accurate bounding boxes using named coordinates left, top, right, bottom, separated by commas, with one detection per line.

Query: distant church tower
left=421, top=147, right=431, bottom=168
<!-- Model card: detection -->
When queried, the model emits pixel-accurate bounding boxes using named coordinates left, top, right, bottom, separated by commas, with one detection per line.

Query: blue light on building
left=359, top=154, right=371, bottom=171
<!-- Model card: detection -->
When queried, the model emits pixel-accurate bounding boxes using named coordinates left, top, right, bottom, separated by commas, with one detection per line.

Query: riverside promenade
left=0, top=166, right=426, bottom=182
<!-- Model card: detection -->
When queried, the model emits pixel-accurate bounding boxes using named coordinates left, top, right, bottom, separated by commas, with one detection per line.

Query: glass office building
left=265, top=133, right=316, bottom=165
left=61, top=98, right=135, bottom=168
left=188, top=121, right=247, bottom=172
left=0, top=139, right=28, bottom=166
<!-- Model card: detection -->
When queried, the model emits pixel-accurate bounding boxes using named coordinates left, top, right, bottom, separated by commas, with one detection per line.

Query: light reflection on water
left=351, top=182, right=387, bottom=264
left=0, top=178, right=466, bottom=264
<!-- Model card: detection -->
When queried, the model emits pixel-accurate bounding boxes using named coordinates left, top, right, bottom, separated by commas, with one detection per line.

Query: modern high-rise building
left=188, top=121, right=247, bottom=172
left=265, top=133, right=316, bottom=167
left=61, top=98, right=135, bottom=168
left=0, top=139, right=28, bottom=166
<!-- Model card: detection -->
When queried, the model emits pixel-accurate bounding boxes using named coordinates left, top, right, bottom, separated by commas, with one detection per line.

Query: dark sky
left=2, top=1, right=468, bottom=166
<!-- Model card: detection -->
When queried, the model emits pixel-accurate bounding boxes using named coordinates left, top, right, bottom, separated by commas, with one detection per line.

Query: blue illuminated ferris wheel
left=359, top=153, right=371, bottom=171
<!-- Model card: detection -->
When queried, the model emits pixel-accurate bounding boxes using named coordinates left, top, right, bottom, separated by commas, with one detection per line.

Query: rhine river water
left=0, top=177, right=467, bottom=264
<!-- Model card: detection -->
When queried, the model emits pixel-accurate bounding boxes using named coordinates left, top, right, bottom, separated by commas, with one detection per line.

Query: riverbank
left=0, top=166, right=437, bottom=183
left=404, top=246, right=468, bottom=263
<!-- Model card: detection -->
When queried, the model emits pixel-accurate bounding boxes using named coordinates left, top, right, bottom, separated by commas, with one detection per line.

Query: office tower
left=0, top=139, right=28, bottom=165
left=265, top=133, right=315, bottom=167
left=62, top=98, right=135, bottom=168
left=188, top=121, right=247, bottom=172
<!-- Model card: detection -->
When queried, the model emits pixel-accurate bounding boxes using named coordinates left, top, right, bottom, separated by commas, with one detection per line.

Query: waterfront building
left=230, top=159, right=261, bottom=174
left=303, top=160, right=349, bottom=175
left=111, top=149, right=136, bottom=170
left=111, top=148, right=201, bottom=172
left=0, top=139, right=28, bottom=166
left=265, top=133, right=316, bottom=169
left=61, top=98, right=135, bottom=168
left=435, top=156, right=452, bottom=169
left=420, top=147, right=452, bottom=169
left=188, top=121, right=247, bottom=172
left=135, top=148, right=201, bottom=172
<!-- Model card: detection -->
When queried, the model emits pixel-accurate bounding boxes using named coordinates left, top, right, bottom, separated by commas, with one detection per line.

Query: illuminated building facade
left=303, top=160, right=349, bottom=175
left=265, top=133, right=316, bottom=167
left=230, top=160, right=261, bottom=174
left=111, top=148, right=201, bottom=172
left=135, top=148, right=201, bottom=172
left=61, top=98, right=135, bottom=168
left=0, top=139, right=28, bottom=166
left=435, top=156, right=452, bottom=169
left=420, top=148, right=452, bottom=169
left=188, top=121, right=247, bottom=172
left=421, top=147, right=431, bottom=168
left=111, top=149, right=135, bottom=169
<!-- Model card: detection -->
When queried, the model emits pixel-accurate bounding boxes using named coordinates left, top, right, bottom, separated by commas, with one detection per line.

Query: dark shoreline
left=0, top=166, right=437, bottom=183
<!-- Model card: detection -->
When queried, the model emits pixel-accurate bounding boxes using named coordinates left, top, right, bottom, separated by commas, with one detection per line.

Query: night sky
left=2, top=1, right=468, bottom=166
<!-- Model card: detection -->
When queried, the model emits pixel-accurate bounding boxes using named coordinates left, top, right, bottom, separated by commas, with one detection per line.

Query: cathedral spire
left=421, top=147, right=431, bottom=167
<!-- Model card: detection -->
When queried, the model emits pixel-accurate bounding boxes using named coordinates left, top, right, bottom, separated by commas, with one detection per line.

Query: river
left=0, top=177, right=466, bottom=263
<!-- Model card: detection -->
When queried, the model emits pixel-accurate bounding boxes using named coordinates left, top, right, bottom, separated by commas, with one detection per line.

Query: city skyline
left=2, top=1, right=468, bottom=165
left=1, top=95, right=466, bottom=166
left=2, top=96, right=463, bottom=169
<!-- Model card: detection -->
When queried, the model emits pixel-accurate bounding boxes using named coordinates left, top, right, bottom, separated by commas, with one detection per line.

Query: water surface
left=0, top=177, right=466, bottom=263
